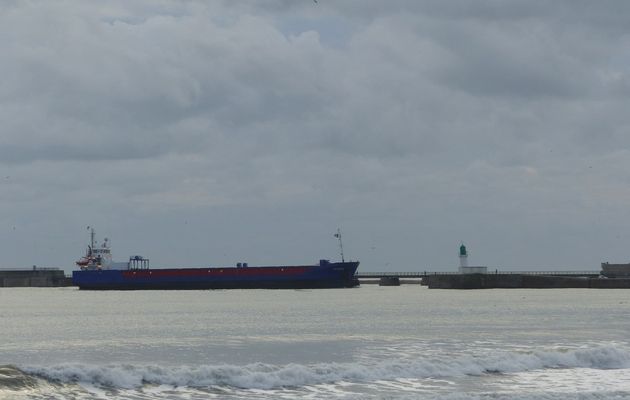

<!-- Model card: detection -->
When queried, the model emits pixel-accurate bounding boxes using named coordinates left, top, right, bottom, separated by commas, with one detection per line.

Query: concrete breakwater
left=2, top=269, right=628, bottom=289
left=0, top=269, right=72, bottom=287
left=422, top=273, right=630, bottom=289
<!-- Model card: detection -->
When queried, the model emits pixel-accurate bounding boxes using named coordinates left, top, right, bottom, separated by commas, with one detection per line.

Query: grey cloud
left=1, top=1, right=630, bottom=270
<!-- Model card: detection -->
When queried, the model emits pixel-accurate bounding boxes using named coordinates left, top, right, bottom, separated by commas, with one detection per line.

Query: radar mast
left=334, top=228, right=345, bottom=262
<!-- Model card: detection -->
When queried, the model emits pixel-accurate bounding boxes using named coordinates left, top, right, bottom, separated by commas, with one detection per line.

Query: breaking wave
left=9, top=345, right=630, bottom=390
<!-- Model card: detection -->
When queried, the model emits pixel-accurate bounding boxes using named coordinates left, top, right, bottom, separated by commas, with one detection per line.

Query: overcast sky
left=2, top=1, right=630, bottom=272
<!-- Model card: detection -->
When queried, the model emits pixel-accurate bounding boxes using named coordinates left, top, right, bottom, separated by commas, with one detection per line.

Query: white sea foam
left=20, top=345, right=630, bottom=390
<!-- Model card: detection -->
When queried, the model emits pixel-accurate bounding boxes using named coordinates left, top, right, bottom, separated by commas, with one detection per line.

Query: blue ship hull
left=73, top=261, right=360, bottom=290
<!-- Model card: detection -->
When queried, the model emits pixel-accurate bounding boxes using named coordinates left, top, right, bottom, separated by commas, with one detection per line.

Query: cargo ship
left=72, top=228, right=360, bottom=290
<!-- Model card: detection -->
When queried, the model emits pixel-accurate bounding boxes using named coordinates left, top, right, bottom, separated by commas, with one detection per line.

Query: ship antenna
left=334, top=228, right=345, bottom=262
left=88, top=226, right=95, bottom=254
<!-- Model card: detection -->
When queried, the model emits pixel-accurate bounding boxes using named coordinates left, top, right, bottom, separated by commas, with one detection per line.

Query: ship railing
left=484, top=270, right=600, bottom=276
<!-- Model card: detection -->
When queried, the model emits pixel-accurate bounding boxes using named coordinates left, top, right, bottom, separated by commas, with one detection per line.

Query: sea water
left=1, top=285, right=630, bottom=399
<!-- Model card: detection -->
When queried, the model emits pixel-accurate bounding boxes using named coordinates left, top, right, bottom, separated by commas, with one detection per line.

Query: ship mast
left=88, top=226, right=95, bottom=256
left=334, top=228, right=345, bottom=262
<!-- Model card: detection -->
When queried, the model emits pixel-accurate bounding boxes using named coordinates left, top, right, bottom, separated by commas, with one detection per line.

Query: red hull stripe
left=121, top=266, right=311, bottom=279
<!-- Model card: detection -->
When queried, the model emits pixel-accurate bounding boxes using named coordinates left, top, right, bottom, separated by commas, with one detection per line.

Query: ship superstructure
left=75, top=227, right=113, bottom=270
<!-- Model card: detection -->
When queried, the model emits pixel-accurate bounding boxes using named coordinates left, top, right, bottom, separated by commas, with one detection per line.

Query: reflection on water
left=0, top=286, right=629, bottom=399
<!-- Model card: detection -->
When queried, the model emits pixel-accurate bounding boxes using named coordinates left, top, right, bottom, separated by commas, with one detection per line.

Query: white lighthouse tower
left=458, top=243, right=487, bottom=274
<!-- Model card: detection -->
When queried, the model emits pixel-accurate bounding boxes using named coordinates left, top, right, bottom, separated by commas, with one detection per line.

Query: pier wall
left=423, top=273, right=630, bottom=289
left=0, top=270, right=72, bottom=287
left=359, top=279, right=421, bottom=285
